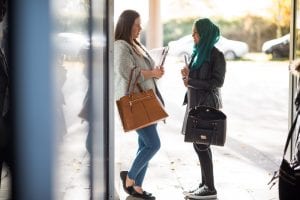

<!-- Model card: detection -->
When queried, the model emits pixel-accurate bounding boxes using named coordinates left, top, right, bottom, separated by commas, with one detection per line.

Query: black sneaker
left=183, top=183, right=204, bottom=196
left=186, top=185, right=217, bottom=199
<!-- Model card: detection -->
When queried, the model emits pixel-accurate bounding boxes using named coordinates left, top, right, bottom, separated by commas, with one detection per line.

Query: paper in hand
left=159, top=46, right=169, bottom=67
left=149, top=46, right=169, bottom=67
left=184, top=54, right=189, bottom=66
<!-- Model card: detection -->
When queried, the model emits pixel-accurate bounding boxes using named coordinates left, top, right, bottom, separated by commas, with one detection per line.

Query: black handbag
left=278, top=112, right=300, bottom=200
left=184, top=105, right=227, bottom=146
left=278, top=159, right=300, bottom=200
left=268, top=111, right=300, bottom=199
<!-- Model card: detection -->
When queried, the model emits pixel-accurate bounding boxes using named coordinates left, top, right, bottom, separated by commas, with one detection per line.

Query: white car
left=262, top=34, right=289, bottom=59
left=55, top=32, right=89, bottom=61
left=168, top=35, right=249, bottom=60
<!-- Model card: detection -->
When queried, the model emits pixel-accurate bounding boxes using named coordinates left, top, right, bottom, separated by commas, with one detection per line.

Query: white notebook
left=149, top=46, right=169, bottom=67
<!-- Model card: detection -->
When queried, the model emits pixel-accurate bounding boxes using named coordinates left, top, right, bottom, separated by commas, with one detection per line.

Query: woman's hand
left=181, top=66, right=189, bottom=77
left=181, top=66, right=189, bottom=87
left=141, top=67, right=164, bottom=79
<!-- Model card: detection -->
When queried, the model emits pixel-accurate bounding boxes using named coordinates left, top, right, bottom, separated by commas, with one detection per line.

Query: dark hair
left=115, top=10, right=140, bottom=45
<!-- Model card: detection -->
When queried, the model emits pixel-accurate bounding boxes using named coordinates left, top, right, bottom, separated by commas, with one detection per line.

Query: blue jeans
left=127, top=124, right=161, bottom=187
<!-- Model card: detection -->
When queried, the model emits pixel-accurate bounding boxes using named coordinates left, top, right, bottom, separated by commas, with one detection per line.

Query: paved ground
left=116, top=57, right=289, bottom=200
left=0, top=56, right=290, bottom=200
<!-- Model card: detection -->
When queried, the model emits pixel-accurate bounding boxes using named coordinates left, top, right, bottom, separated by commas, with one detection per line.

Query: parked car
left=262, top=34, right=289, bottom=59
left=167, top=35, right=249, bottom=60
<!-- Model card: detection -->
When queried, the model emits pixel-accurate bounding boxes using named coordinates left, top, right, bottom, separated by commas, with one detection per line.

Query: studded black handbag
left=184, top=105, right=226, bottom=146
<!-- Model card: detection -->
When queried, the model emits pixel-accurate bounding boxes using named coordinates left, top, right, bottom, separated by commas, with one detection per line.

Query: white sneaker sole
left=183, top=191, right=193, bottom=196
left=185, top=193, right=217, bottom=199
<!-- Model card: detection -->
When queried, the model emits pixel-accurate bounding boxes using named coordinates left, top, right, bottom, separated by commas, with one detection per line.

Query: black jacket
left=182, top=47, right=226, bottom=133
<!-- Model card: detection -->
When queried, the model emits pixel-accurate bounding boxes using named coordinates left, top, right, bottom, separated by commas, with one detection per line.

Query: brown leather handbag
left=116, top=68, right=168, bottom=132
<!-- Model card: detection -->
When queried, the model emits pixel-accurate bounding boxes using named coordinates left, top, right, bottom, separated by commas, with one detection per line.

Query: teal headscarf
left=191, top=18, right=220, bottom=70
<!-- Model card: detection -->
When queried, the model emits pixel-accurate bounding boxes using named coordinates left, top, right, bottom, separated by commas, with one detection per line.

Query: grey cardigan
left=114, top=40, right=164, bottom=104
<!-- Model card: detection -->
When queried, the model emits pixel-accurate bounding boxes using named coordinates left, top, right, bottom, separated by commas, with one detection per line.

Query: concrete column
left=147, top=0, right=163, bottom=49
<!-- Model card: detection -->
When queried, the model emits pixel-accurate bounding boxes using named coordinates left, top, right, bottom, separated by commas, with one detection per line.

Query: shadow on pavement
left=225, top=136, right=279, bottom=171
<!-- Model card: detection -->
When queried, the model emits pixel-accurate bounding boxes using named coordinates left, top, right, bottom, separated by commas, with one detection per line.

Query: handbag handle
left=283, top=111, right=300, bottom=156
left=126, top=67, right=143, bottom=95
left=197, top=91, right=211, bottom=106
left=268, top=111, right=300, bottom=189
left=126, top=66, right=137, bottom=94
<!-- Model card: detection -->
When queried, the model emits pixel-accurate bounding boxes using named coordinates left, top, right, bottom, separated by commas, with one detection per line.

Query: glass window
left=51, top=0, right=90, bottom=199
left=295, top=0, right=300, bottom=57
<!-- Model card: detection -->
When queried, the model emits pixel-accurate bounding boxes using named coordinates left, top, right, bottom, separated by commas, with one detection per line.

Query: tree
left=270, top=0, right=291, bottom=37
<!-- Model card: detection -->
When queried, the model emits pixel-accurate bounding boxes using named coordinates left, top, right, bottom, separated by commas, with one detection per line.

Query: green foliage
left=55, top=15, right=88, bottom=33
left=163, top=18, right=196, bottom=46
left=163, top=15, right=290, bottom=52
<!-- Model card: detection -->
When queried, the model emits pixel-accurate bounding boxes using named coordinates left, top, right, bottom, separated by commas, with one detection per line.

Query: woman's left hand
left=152, top=67, right=164, bottom=79
left=141, top=66, right=164, bottom=80
left=159, top=66, right=165, bottom=75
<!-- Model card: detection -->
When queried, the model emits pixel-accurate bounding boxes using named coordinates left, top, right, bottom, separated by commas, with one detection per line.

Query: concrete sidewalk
left=115, top=59, right=288, bottom=200
left=115, top=120, right=281, bottom=200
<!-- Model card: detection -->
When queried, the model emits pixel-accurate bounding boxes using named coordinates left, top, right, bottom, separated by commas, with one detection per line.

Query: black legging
left=193, top=143, right=215, bottom=190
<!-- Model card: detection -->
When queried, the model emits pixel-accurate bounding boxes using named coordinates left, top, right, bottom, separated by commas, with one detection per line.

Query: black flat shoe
left=120, top=171, right=133, bottom=194
left=131, top=189, right=155, bottom=200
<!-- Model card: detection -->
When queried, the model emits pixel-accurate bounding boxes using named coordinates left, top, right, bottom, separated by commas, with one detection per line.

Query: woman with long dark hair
left=114, top=10, right=165, bottom=200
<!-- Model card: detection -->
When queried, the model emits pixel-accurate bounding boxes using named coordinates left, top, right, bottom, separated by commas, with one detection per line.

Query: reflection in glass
left=0, top=0, right=10, bottom=198
left=52, top=0, right=90, bottom=199
left=296, top=0, right=300, bottom=58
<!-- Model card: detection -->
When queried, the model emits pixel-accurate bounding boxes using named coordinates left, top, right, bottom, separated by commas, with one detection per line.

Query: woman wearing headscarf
left=181, top=18, right=226, bottom=199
